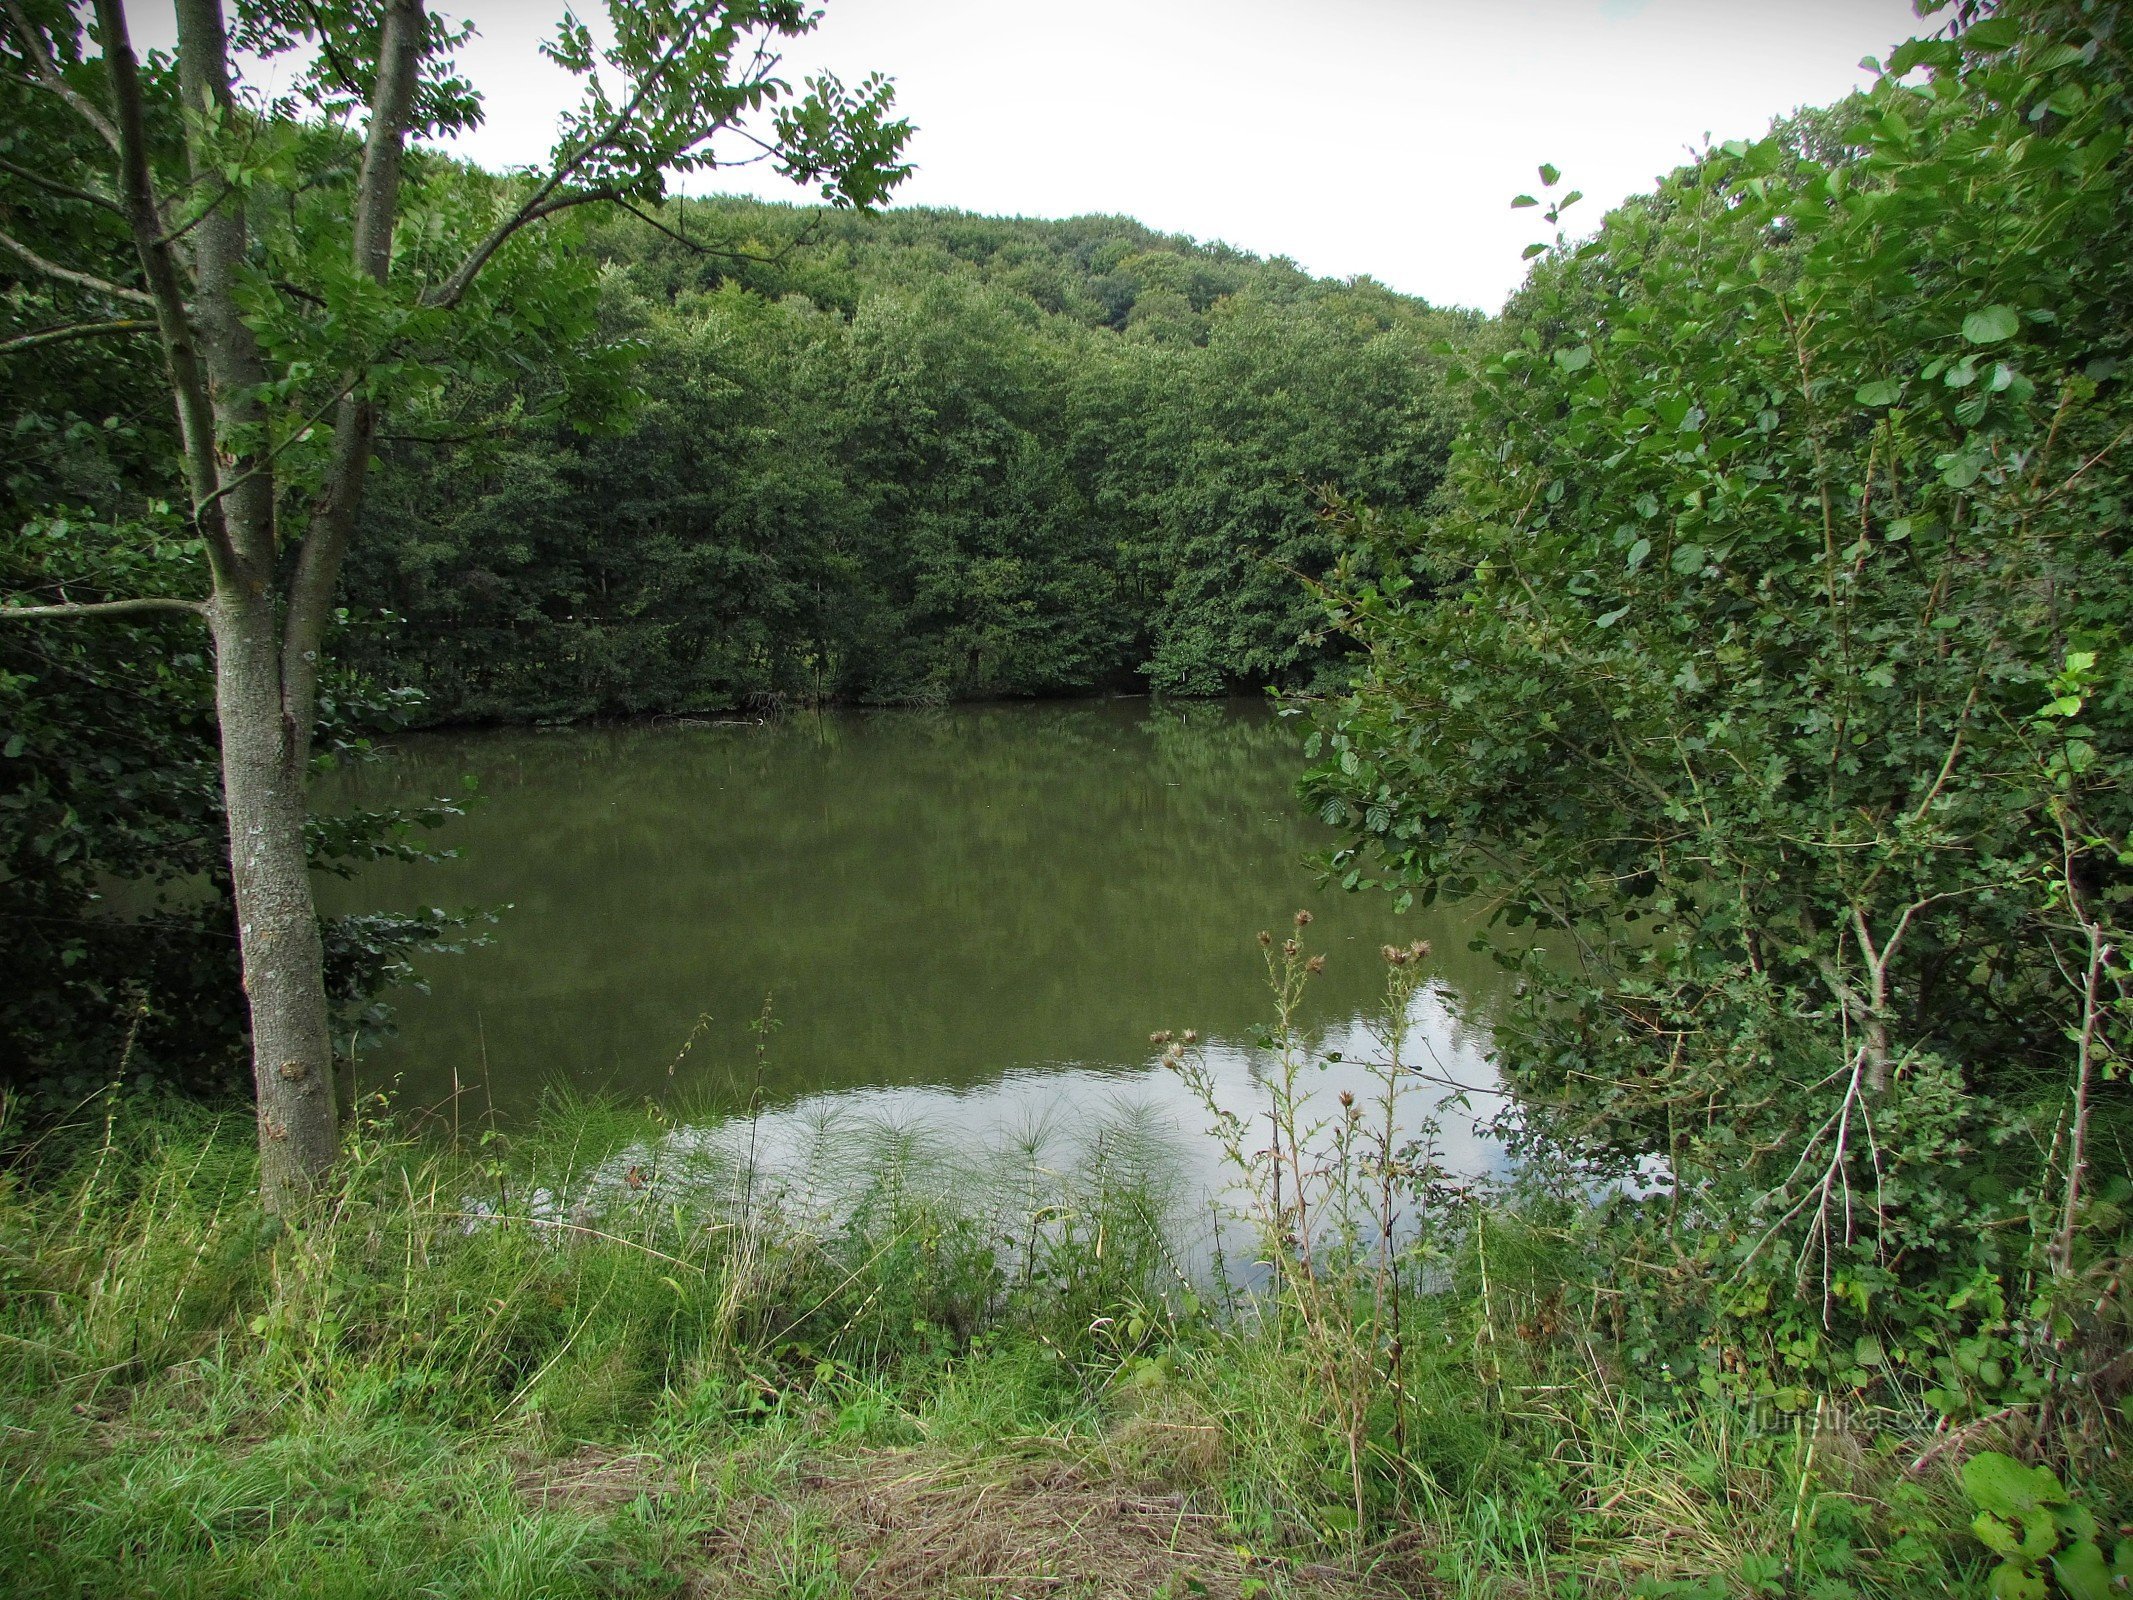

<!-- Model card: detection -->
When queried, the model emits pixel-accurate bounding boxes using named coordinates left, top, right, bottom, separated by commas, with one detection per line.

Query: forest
left=1, top=1, right=2129, bottom=1597
left=348, top=201, right=1473, bottom=717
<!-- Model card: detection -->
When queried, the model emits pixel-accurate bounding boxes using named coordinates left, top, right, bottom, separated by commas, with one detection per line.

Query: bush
left=1307, top=0, right=2132, bottom=1419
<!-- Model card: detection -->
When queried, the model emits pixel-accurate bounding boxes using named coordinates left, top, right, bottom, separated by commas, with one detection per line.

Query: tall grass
left=0, top=937, right=2096, bottom=1597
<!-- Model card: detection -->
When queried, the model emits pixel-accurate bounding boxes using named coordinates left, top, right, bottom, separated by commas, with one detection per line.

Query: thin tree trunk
left=158, top=0, right=343, bottom=1208
left=212, top=590, right=340, bottom=1206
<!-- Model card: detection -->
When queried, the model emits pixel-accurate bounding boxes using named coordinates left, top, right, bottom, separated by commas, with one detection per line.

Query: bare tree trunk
left=212, top=591, right=340, bottom=1205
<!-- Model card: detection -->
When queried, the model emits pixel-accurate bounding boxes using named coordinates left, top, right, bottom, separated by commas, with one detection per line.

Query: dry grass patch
left=682, top=1446, right=1402, bottom=1600
left=514, top=1444, right=681, bottom=1514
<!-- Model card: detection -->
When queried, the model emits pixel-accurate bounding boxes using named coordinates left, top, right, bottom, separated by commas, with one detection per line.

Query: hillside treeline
left=345, top=201, right=1473, bottom=719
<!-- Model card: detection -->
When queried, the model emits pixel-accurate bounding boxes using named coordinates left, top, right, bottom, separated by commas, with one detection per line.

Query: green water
left=321, top=697, right=1512, bottom=1176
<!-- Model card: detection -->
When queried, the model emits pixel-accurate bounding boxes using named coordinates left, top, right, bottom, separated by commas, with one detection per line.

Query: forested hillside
left=345, top=200, right=1475, bottom=719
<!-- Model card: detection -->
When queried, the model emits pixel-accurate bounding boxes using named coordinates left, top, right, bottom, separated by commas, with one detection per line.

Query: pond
left=320, top=697, right=1516, bottom=1203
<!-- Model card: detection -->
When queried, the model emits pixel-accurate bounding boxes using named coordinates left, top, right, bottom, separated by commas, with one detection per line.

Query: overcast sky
left=138, top=0, right=1930, bottom=311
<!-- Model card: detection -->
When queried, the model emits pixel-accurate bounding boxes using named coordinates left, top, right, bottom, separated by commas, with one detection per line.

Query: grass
left=0, top=1076, right=2111, bottom=1597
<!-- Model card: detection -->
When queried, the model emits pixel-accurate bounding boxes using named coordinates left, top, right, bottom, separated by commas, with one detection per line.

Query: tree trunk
left=212, top=590, right=339, bottom=1207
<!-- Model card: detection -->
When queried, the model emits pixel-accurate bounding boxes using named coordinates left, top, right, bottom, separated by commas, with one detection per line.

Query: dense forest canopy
left=345, top=198, right=1475, bottom=719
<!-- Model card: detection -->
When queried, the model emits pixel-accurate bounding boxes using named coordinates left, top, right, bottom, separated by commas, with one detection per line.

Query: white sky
left=134, top=0, right=1930, bottom=311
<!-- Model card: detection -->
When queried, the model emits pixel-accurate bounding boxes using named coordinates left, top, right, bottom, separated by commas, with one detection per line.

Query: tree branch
left=0, top=154, right=125, bottom=214
left=1, top=0, right=122, bottom=151
left=617, top=196, right=819, bottom=266
left=281, top=0, right=426, bottom=742
left=0, top=225, right=155, bottom=305
left=425, top=9, right=719, bottom=310
left=297, top=0, right=365, bottom=101
left=151, top=176, right=242, bottom=251
left=2039, top=419, right=2133, bottom=509
left=190, top=366, right=367, bottom=530
left=0, top=317, right=156, bottom=355
left=95, top=0, right=244, bottom=590
left=0, top=596, right=208, bottom=620
left=168, top=0, right=279, bottom=582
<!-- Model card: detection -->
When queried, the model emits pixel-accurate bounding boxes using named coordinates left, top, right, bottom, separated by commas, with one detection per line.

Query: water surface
left=321, top=699, right=1513, bottom=1189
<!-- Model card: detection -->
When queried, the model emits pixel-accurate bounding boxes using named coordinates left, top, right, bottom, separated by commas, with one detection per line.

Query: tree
left=1307, top=0, right=2129, bottom=1403
left=0, top=0, right=909, bottom=1208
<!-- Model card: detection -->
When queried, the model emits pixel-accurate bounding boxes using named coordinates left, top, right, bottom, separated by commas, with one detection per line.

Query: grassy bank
left=3, top=1086, right=2106, bottom=1600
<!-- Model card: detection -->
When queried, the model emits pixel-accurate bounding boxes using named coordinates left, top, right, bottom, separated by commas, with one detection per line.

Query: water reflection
left=320, top=698, right=1515, bottom=1185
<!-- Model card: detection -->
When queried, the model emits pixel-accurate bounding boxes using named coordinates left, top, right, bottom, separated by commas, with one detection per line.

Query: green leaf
left=1554, top=344, right=1593, bottom=372
left=1974, top=1512, right=2023, bottom=1556
left=1596, top=603, right=1631, bottom=629
left=1538, top=163, right=1561, bottom=187
left=2053, top=1541, right=2113, bottom=1600
left=1521, top=243, right=1548, bottom=260
left=2019, top=1507, right=2061, bottom=1559
left=1963, top=1453, right=2066, bottom=1519
left=1856, top=379, right=1904, bottom=406
left=1625, top=537, right=1651, bottom=572
left=1989, top=1566, right=2048, bottom=1600
left=1510, top=194, right=1539, bottom=209
left=1962, top=305, right=2021, bottom=345
left=1670, top=543, right=1706, bottom=576
left=1961, top=17, right=2022, bottom=51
